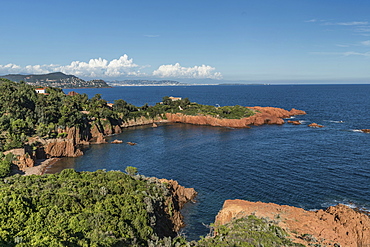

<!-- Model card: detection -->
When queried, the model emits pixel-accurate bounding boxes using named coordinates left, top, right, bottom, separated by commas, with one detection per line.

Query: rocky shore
left=11, top=106, right=305, bottom=175
left=166, top=106, right=306, bottom=128
left=215, top=199, right=370, bottom=247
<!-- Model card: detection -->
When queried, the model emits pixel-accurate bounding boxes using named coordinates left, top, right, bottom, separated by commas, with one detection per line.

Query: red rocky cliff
left=166, top=106, right=306, bottom=128
left=215, top=199, right=370, bottom=247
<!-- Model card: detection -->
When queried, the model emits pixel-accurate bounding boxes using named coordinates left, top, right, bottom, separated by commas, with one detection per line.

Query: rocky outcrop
left=44, top=140, right=83, bottom=157
left=11, top=154, right=34, bottom=171
left=166, top=106, right=306, bottom=128
left=288, top=120, right=301, bottom=125
left=111, top=139, right=123, bottom=144
left=215, top=199, right=370, bottom=247
left=361, top=129, right=370, bottom=133
left=309, top=122, right=324, bottom=128
left=159, top=179, right=197, bottom=232
left=121, top=116, right=166, bottom=128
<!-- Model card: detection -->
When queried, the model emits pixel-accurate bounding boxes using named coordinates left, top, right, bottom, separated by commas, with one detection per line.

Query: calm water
left=48, top=85, right=370, bottom=239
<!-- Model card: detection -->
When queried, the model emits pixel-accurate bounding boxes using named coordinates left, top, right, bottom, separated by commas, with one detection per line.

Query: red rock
left=215, top=199, right=370, bottom=247
left=361, top=129, right=370, bottom=133
left=288, top=120, right=301, bottom=125
left=45, top=140, right=83, bottom=157
left=111, top=139, right=123, bottom=144
left=159, top=178, right=197, bottom=232
left=165, top=106, right=305, bottom=128
left=308, top=122, right=324, bottom=128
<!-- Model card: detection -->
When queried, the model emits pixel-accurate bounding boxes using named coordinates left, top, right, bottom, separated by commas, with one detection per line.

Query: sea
left=47, top=84, right=370, bottom=240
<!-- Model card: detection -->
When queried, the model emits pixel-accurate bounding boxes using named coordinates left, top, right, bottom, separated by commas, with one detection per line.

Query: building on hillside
left=35, top=88, right=46, bottom=94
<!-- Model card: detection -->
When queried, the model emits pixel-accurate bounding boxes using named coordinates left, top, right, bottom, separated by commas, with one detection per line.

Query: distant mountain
left=108, top=79, right=184, bottom=86
left=0, top=72, right=110, bottom=88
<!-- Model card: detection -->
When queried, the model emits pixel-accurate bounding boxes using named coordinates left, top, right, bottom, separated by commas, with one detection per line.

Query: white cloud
left=311, top=51, right=370, bottom=57
left=1, top=55, right=223, bottom=80
left=360, top=40, right=370, bottom=46
left=305, top=19, right=317, bottom=23
left=144, top=34, right=160, bottom=38
left=152, top=63, right=223, bottom=80
left=0, top=54, right=142, bottom=78
left=337, top=21, right=368, bottom=26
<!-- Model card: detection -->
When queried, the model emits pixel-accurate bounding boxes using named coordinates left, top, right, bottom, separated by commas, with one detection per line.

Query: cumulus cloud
left=0, top=55, right=223, bottom=80
left=152, top=63, right=223, bottom=80
left=0, top=54, right=142, bottom=78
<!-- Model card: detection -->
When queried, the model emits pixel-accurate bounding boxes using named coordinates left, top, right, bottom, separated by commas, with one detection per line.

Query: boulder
left=288, top=120, right=301, bottom=125
left=308, top=122, right=324, bottom=128
left=111, top=139, right=123, bottom=144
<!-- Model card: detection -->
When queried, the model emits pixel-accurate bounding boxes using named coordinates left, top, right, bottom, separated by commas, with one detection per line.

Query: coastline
left=23, top=158, right=61, bottom=175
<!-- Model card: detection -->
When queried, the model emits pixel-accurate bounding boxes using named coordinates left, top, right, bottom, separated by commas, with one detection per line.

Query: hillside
left=0, top=72, right=109, bottom=88
left=108, top=79, right=183, bottom=86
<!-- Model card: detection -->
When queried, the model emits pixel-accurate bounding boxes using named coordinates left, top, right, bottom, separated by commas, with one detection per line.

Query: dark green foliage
left=149, top=96, right=255, bottom=119
left=0, top=169, right=171, bottom=246
left=196, top=215, right=304, bottom=247
left=125, top=166, right=138, bottom=176
left=0, top=153, right=13, bottom=178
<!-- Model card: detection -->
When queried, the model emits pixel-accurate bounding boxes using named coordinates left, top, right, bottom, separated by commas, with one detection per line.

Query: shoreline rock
left=215, top=199, right=370, bottom=247
left=308, top=122, right=324, bottom=128
left=166, top=106, right=306, bottom=128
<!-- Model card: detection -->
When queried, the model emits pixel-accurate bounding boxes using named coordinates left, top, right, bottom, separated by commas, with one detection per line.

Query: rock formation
left=159, top=179, right=197, bottom=232
left=361, top=129, right=370, bottom=133
left=111, top=139, right=123, bottom=144
left=309, top=122, right=324, bottom=128
left=166, top=106, right=306, bottom=128
left=44, top=140, right=83, bottom=157
left=288, top=120, right=301, bottom=125
left=121, top=116, right=166, bottom=128
left=215, top=199, right=370, bottom=247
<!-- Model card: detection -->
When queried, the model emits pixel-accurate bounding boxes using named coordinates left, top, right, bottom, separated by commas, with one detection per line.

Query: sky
left=1, top=0, right=370, bottom=84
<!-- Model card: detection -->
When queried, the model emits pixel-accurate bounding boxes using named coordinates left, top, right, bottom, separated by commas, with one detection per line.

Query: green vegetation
left=0, top=169, right=174, bottom=246
left=0, top=152, right=13, bottom=178
left=148, top=96, right=256, bottom=119
left=0, top=79, right=256, bottom=153
left=195, top=215, right=304, bottom=247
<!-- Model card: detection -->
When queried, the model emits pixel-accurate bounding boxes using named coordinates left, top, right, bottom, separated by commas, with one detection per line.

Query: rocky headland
left=215, top=199, right=370, bottom=247
left=165, top=106, right=306, bottom=128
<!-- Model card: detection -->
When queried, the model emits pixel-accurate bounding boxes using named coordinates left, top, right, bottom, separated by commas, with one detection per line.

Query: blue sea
left=49, top=85, right=370, bottom=240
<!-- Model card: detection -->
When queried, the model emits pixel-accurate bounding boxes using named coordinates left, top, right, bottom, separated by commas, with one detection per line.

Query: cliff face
left=159, top=179, right=197, bottom=233
left=215, top=199, right=370, bottom=247
left=165, top=107, right=306, bottom=128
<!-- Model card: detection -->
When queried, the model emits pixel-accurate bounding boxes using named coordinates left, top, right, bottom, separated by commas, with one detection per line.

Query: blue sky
left=1, top=0, right=370, bottom=83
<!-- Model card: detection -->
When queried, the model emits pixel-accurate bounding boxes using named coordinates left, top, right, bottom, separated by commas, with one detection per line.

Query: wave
left=320, top=200, right=370, bottom=214
left=352, top=129, right=365, bottom=133
left=323, top=120, right=345, bottom=123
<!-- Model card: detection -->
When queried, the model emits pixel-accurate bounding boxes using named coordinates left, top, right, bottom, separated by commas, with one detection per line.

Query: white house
left=35, top=88, right=47, bottom=94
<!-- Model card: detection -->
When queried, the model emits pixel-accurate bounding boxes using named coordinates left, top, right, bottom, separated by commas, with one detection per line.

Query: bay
left=48, top=84, right=370, bottom=240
